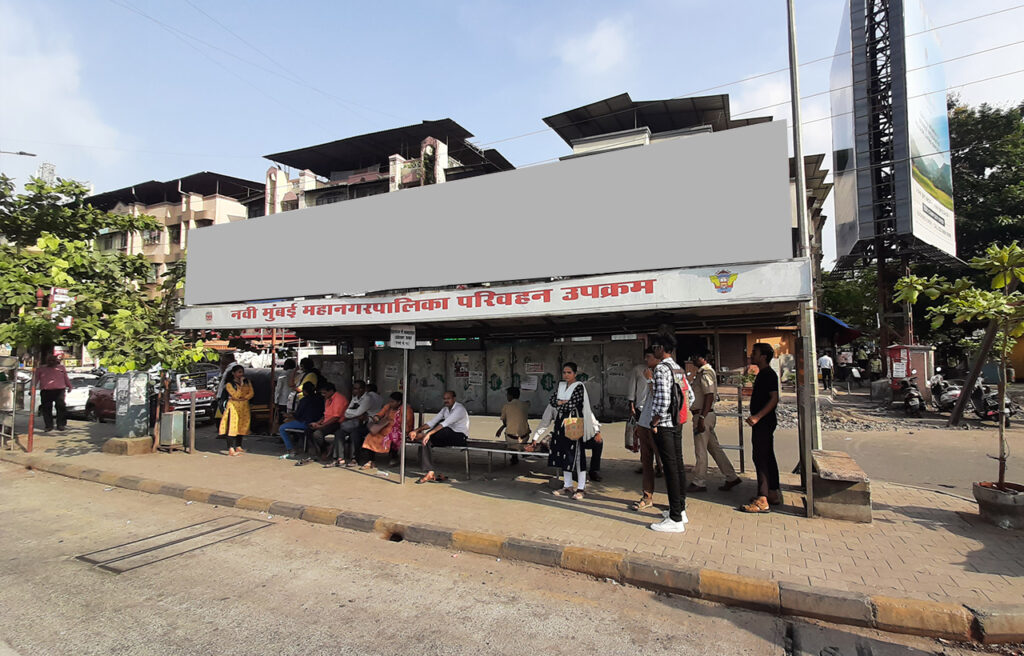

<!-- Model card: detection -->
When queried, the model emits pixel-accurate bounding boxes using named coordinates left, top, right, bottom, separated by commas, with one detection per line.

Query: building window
left=142, top=229, right=162, bottom=245
left=247, top=203, right=265, bottom=218
left=168, top=224, right=181, bottom=246
left=97, top=232, right=127, bottom=251
left=195, top=219, right=214, bottom=228
left=315, top=190, right=349, bottom=206
left=148, top=263, right=162, bottom=283
left=280, top=199, right=299, bottom=212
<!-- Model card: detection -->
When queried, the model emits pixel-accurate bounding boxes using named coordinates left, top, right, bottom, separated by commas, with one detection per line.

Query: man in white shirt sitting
left=410, top=390, right=469, bottom=483
left=327, top=380, right=385, bottom=467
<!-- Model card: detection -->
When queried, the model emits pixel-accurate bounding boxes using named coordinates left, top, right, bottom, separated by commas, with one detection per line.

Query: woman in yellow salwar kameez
left=220, top=365, right=254, bottom=456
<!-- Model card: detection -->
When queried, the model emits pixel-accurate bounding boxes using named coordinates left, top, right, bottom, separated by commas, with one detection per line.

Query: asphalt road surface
left=0, top=462, right=975, bottom=656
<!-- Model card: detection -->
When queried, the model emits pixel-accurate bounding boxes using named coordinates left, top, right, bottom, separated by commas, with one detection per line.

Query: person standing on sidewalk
left=35, top=353, right=71, bottom=432
left=648, top=334, right=689, bottom=533
left=628, top=358, right=663, bottom=479
left=817, top=351, right=834, bottom=390
left=630, top=347, right=661, bottom=512
left=220, top=365, right=254, bottom=457
left=688, top=350, right=741, bottom=493
left=742, top=343, right=782, bottom=513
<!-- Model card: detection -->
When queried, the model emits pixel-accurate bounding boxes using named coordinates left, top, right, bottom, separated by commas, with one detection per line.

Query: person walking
left=532, top=362, right=596, bottom=500
left=648, top=333, right=690, bottom=533
left=220, top=365, right=254, bottom=456
left=35, top=354, right=72, bottom=432
left=688, top=350, right=741, bottom=493
left=741, top=343, right=782, bottom=513
left=817, top=351, right=834, bottom=390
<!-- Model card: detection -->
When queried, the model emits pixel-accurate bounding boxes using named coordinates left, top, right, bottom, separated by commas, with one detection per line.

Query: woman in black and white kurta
left=531, top=362, right=597, bottom=500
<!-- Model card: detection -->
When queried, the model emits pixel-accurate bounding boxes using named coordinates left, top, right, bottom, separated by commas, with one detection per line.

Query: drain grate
left=77, top=516, right=272, bottom=573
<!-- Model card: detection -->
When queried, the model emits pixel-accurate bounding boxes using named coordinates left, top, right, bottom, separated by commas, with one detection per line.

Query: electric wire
left=475, top=3, right=1024, bottom=149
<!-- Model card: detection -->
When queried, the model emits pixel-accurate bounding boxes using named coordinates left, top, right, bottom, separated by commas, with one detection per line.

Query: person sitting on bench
left=410, top=390, right=469, bottom=484
left=306, top=382, right=348, bottom=462
left=277, top=382, right=323, bottom=459
left=496, top=386, right=531, bottom=465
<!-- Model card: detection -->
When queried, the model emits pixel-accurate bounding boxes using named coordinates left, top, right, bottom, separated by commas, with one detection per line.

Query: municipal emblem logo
left=710, top=270, right=738, bottom=294
left=205, top=311, right=214, bottom=322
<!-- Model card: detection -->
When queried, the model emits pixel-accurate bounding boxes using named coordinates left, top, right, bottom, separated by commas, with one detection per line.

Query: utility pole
left=788, top=0, right=820, bottom=517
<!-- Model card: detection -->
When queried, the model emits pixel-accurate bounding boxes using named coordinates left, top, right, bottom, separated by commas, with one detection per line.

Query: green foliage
left=0, top=175, right=215, bottom=371
left=895, top=242, right=1024, bottom=353
left=948, top=97, right=1024, bottom=262
left=821, top=269, right=878, bottom=336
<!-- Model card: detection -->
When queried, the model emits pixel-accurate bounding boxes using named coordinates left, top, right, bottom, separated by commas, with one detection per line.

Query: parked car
left=87, top=371, right=218, bottom=424
left=85, top=375, right=119, bottom=422
left=23, top=373, right=99, bottom=419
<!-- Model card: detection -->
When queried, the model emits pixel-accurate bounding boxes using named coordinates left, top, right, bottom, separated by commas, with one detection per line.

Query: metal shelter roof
left=542, top=93, right=773, bottom=146
left=263, top=119, right=514, bottom=178
left=86, top=172, right=264, bottom=211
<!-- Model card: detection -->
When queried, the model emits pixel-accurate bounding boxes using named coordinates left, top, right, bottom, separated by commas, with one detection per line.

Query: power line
left=475, top=3, right=1024, bottom=149
left=731, top=38, right=1024, bottom=119
left=179, top=0, right=411, bottom=127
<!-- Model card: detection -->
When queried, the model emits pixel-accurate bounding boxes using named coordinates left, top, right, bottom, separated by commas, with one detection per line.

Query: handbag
left=562, top=407, right=584, bottom=441
left=624, top=416, right=638, bottom=452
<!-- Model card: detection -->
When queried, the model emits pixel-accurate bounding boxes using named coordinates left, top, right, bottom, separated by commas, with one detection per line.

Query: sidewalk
left=4, top=416, right=1023, bottom=611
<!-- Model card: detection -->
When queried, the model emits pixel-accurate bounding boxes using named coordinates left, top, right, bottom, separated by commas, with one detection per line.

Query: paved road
left=0, top=463, right=969, bottom=656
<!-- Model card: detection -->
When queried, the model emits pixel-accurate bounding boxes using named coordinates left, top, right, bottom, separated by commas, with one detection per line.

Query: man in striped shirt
left=648, top=333, right=689, bottom=533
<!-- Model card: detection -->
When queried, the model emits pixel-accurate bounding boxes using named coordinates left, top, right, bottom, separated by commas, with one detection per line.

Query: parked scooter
left=928, top=368, right=963, bottom=413
left=970, top=377, right=1019, bottom=426
left=899, top=376, right=924, bottom=417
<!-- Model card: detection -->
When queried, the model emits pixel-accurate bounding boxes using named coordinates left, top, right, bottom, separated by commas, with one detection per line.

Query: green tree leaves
left=0, top=175, right=215, bottom=372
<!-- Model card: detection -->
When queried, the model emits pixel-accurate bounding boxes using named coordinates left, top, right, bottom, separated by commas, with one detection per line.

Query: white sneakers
left=650, top=516, right=686, bottom=533
left=660, top=510, right=689, bottom=523
left=650, top=511, right=688, bottom=532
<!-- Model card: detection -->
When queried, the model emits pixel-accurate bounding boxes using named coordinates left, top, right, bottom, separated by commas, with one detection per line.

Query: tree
left=0, top=175, right=213, bottom=372
left=895, top=242, right=1024, bottom=489
left=821, top=269, right=878, bottom=337
left=948, top=97, right=1024, bottom=261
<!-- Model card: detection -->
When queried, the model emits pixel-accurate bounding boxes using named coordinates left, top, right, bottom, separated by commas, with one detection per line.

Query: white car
left=23, top=373, right=99, bottom=419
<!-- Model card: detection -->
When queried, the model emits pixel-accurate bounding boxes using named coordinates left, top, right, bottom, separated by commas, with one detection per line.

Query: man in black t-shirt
left=741, top=343, right=782, bottom=513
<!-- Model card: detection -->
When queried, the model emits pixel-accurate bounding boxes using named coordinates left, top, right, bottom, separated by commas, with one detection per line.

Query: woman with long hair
left=220, top=365, right=254, bottom=456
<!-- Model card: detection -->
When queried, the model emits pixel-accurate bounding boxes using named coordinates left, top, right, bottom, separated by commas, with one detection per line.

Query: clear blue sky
left=1, top=0, right=1021, bottom=266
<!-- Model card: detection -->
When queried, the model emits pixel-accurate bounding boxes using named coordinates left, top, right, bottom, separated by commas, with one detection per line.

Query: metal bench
left=401, top=438, right=545, bottom=479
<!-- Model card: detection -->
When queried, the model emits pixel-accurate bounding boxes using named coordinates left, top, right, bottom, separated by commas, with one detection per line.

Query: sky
left=1, top=0, right=1021, bottom=268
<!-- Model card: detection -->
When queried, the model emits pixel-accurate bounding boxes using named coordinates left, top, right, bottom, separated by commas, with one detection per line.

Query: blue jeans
left=279, top=420, right=309, bottom=450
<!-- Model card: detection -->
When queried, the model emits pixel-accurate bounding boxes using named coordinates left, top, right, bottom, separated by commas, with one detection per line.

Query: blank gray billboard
left=185, top=121, right=793, bottom=306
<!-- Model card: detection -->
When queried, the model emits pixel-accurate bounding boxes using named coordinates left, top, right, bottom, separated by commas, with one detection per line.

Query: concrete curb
left=6, top=451, right=1020, bottom=644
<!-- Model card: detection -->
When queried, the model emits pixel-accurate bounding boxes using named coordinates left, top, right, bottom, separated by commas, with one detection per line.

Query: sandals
left=416, top=473, right=449, bottom=484
left=741, top=496, right=771, bottom=513
left=630, top=497, right=654, bottom=512
left=551, top=487, right=573, bottom=497
left=571, top=490, right=585, bottom=500
left=360, top=462, right=375, bottom=470
left=323, top=460, right=345, bottom=468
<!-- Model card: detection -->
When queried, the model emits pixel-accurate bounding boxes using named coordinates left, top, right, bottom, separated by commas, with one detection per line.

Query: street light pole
left=788, top=0, right=821, bottom=518
left=0, top=150, right=37, bottom=157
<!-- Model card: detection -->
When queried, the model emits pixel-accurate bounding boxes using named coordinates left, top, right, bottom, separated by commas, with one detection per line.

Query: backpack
left=658, top=361, right=693, bottom=425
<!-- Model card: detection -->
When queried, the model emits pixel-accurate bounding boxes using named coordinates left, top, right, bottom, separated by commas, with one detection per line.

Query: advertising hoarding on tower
left=829, top=0, right=957, bottom=262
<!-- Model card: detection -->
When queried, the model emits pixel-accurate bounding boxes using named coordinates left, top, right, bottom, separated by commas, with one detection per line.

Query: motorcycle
left=899, top=376, right=924, bottom=417
left=970, top=377, right=1019, bottom=427
left=928, top=368, right=962, bottom=413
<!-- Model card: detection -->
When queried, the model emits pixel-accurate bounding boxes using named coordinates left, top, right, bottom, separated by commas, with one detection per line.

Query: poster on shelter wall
left=525, top=362, right=544, bottom=374
left=521, top=375, right=538, bottom=391
left=468, top=371, right=484, bottom=386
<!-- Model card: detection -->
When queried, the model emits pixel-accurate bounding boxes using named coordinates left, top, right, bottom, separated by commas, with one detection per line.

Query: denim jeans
left=278, top=420, right=309, bottom=451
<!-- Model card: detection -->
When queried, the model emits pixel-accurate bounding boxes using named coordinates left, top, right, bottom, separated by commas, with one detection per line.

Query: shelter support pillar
left=788, top=0, right=818, bottom=517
